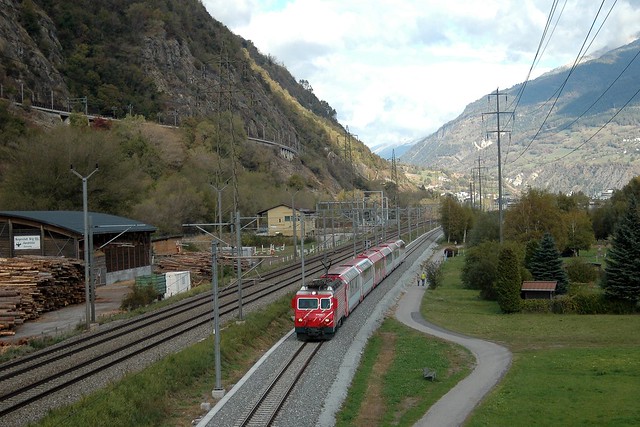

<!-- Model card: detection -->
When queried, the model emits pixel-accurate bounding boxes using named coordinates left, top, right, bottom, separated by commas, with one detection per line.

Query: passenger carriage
left=292, top=239, right=406, bottom=340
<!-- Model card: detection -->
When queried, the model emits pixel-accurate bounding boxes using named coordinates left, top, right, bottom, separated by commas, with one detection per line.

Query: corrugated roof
left=0, top=211, right=156, bottom=236
left=521, top=281, right=557, bottom=291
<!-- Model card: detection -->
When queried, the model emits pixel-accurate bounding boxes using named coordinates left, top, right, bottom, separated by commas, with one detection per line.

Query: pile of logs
left=0, top=256, right=84, bottom=336
left=155, top=251, right=256, bottom=278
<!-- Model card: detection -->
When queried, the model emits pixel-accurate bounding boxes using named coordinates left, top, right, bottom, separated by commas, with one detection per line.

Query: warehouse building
left=0, top=211, right=156, bottom=285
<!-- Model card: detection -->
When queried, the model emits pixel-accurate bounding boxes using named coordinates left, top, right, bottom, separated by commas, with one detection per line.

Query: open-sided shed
left=521, top=281, right=557, bottom=300
left=0, top=211, right=156, bottom=284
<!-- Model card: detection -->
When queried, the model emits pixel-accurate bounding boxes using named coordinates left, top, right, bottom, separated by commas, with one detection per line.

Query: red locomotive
left=292, top=239, right=406, bottom=340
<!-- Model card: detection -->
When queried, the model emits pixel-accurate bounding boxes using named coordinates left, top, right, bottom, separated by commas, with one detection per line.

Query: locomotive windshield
left=297, top=298, right=319, bottom=309
left=297, top=297, right=332, bottom=310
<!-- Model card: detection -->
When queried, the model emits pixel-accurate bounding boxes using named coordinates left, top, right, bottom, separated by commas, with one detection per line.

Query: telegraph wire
left=507, top=0, right=618, bottom=145
left=544, top=84, right=640, bottom=164
left=542, top=40, right=640, bottom=140
left=508, top=0, right=569, bottom=123
left=509, top=0, right=612, bottom=164
left=506, top=0, right=564, bottom=118
left=501, top=0, right=564, bottom=167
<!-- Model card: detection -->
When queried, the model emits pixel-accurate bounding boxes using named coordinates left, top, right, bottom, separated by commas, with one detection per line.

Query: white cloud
left=202, top=0, right=640, bottom=148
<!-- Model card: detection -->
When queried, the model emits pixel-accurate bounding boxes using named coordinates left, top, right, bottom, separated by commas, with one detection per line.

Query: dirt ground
left=0, top=280, right=133, bottom=345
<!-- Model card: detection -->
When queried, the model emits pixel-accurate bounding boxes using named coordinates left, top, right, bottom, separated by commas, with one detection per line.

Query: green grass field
left=335, top=319, right=473, bottom=426
left=423, top=254, right=640, bottom=426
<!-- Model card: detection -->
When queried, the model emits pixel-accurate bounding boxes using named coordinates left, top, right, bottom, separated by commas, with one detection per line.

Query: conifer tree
left=603, top=196, right=640, bottom=303
left=528, top=232, right=569, bottom=294
left=496, top=246, right=522, bottom=313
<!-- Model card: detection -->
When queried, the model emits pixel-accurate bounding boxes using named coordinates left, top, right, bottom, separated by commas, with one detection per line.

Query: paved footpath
left=395, top=285, right=512, bottom=427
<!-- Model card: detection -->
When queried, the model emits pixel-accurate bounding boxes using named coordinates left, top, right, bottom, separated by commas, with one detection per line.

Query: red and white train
left=292, top=239, right=406, bottom=340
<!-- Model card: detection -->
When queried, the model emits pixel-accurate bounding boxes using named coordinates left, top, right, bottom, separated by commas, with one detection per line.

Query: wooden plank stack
left=0, top=256, right=84, bottom=336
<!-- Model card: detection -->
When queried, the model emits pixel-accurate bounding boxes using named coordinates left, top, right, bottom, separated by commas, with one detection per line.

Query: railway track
left=235, top=341, right=323, bottom=427
left=206, top=227, right=442, bottom=427
left=0, top=225, right=439, bottom=426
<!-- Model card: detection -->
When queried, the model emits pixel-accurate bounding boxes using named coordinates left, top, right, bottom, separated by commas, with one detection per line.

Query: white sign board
left=14, top=235, right=41, bottom=250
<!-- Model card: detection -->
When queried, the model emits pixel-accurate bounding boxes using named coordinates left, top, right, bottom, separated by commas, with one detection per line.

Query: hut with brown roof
left=520, top=281, right=557, bottom=300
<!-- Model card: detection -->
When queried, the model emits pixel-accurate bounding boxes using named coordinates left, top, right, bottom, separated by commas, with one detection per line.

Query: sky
left=202, top=0, right=640, bottom=150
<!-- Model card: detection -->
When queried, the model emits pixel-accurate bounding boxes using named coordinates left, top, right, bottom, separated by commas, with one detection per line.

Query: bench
left=423, top=368, right=437, bottom=381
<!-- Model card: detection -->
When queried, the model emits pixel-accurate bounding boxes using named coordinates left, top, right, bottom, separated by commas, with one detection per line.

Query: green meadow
left=423, top=254, right=640, bottom=426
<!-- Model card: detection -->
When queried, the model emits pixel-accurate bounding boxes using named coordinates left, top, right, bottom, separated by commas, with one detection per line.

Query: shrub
left=521, top=299, right=552, bottom=313
left=550, top=295, right=577, bottom=314
left=566, top=258, right=599, bottom=284
left=573, top=293, right=609, bottom=314
left=423, top=260, right=443, bottom=290
left=602, top=298, right=638, bottom=314
left=121, top=284, right=160, bottom=311
left=462, top=241, right=500, bottom=298
left=569, top=282, right=600, bottom=296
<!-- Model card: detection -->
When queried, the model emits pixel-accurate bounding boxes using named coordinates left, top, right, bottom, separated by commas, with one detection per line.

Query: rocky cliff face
left=0, top=0, right=68, bottom=102
left=0, top=0, right=391, bottom=196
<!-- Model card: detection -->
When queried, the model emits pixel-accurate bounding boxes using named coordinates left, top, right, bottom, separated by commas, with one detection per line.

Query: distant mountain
left=371, top=140, right=416, bottom=160
left=401, top=38, right=640, bottom=197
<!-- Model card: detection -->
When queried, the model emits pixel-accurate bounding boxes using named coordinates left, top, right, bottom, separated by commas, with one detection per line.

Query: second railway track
left=0, top=225, right=439, bottom=426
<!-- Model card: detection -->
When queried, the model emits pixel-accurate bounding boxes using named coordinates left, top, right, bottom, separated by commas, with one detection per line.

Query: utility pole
left=483, top=88, right=513, bottom=243
left=477, top=155, right=483, bottom=211
left=70, top=164, right=99, bottom=330
left=472, top=155, right=488, bottom=211
left=289, top=189, right=299, bottom=262
left=235, top=211, right=243, bottom=320
left=211, top=240, right=225, bottom=399
left=211, top=179, right=230, bottom=241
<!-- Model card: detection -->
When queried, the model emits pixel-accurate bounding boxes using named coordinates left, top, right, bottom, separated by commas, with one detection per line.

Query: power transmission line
left=483, top=89, right=513, bottom=243
left=547, top=84, right=640, bottom=163
left=510, top=0, right=613, bottom=164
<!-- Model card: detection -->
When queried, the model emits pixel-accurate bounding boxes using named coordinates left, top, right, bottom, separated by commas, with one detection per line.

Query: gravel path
left=395, top=287, right=512, bottom=426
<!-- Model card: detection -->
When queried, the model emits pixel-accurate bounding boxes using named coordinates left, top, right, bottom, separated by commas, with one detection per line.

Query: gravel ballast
left=197, top=236, right=441, bottom=427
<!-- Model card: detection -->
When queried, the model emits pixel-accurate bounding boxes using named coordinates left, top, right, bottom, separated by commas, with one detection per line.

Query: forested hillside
left=0, top=0, right=418, bottom=234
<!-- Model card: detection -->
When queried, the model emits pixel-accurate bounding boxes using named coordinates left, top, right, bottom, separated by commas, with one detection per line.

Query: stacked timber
left=0, top=256, right=84, bottom=336
left=0, top=289, right=21, bottom=335
left=155, top=252, right=254, bottom=277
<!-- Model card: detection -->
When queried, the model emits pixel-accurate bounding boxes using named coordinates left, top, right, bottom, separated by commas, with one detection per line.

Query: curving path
left=395, top=285, right=512, bottom=427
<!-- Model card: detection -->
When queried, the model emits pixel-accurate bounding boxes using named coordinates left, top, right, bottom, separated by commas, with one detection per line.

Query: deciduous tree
left=563, top=210, right=595, bottom=256
left=462, top=241, right=500, bottom=300
left=440, top=195, right=472, bottom=243
left=504, top=188, right=565, bottom=248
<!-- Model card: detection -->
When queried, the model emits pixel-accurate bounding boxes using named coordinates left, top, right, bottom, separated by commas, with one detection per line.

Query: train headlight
left=297, top=318, right=303, bottom=323
left=324, top=318, right=331, bottom=323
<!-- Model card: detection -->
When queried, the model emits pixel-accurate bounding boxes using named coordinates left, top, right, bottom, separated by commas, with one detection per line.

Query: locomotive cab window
left=320, top=298, right=331, bottom=309
left=297, top=298, right=319, bottom=309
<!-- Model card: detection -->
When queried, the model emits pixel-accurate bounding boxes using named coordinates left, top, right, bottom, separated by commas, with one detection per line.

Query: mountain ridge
left=0, top=0, right=395, bottom=197
left=401, top=38, right=640, bottom=197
